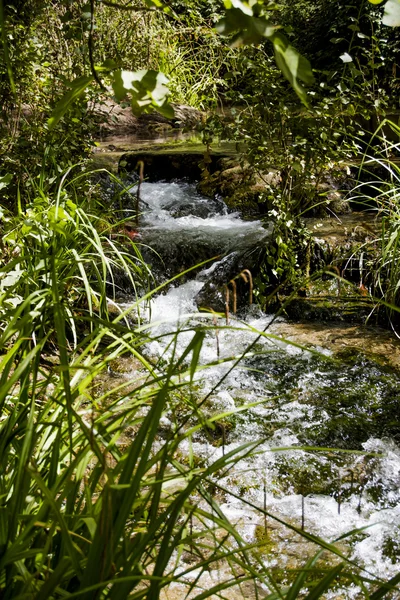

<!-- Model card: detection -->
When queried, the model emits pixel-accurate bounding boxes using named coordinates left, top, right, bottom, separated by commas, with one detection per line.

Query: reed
left=348, top=118, right=400, bottom=326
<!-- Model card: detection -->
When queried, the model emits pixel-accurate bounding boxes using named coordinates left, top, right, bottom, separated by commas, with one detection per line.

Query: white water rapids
left=123, top=181, right=400, bottom=594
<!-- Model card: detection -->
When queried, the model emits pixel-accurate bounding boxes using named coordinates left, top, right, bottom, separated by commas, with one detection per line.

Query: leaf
left=285, top=551, right=323, bottom=600
left=223, top=0, right=253, bottom=16
left=0, top=270, right=23, bottom=291
left=216, top=9, right=278, bottom=46
left=216, top=6, right=313, bottom=104
left=156, top=102, right=175, bottom=119
left=303, top=564, right=344, bottom=599
left=144, top=0, right=172, bottom=12
left=95, top=58, right=118, bottom=72
left=111, top=69, right=173, bottom=117
left=370, top=571, right=400, bottom=599
left=382, top=0, right=400, bottom=26
left=0, top=173, right=13, bottom=191
left=79, top=517, right=97, bottom=540
left=368, top=0, right=385, bottom=3
left=47, top=75, right=94, bottom=130
left=340, top=52, right=353, bottom=63
left=271, top=32, right=315, bottom=106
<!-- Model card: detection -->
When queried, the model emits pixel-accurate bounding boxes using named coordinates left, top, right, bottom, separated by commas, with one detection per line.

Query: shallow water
left=120, top=181, right=400, bottom=594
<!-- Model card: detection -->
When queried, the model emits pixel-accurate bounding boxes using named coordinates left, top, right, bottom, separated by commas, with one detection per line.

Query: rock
left=119, top=150, right=231, bottom=182
left=282, top=294, right=377, bottom=324
left=197, top=160, right=281, bottom=216
left=170, top=103, right=204, bottom=128
left=94, top=98, right=203, bottom=138
left=195, top=244, right=269, bottom=313
left=163, top=196, right=227, bottom=219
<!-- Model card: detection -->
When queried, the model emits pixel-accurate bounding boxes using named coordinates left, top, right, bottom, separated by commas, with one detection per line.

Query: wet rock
left=120, top=150, right=224, bottom=182
left=195, top=245, right=267, bottom=313
left=283, top=295, right=376, bottom=324
left=163, top=196, right=226, bottom=219
left=197, top=160, right=281, bottom=216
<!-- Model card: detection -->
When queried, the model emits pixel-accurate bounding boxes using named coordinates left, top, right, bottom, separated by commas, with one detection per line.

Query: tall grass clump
left=349, top=119, right=400, bottom=325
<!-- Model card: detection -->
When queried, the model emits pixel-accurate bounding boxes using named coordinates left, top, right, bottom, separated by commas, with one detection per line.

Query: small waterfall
left=137, top=181, right=269, bottom=282
left=123, top=181, right=400, bottom=584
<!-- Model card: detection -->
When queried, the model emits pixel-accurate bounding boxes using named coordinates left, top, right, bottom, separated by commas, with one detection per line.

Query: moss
left=273, top=455, right=341, bottom=496
left=284, top=295, right=376, bottom=324
left=243, top=347, right=400, bottom=451
left=254, top=523, right=276, bottom=555
left=382, top=528, right=400, bottom=564
left=253, top=523, right=345, bottom=590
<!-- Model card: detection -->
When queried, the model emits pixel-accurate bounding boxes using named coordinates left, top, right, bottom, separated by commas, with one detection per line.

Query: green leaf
left=286, top=551, right=323, bottom=600
left=303, top=564, right=344, bottom=599
left=0, top=173, right=13, bottom=191
left=111, top=69, right=173, bottom=117
left=144, top=0, right=172, bottom=12
left=216, top=9, right=277, bottom=46
left=47, top=75, right=94, bottom=130
left=79, top=517, right=97, bottom=540
left=156, top=102, right=175, bottom=119
left=271, top=32, right=314, bottom=106
left=223, top=0, right=253, bottom=16
left=95, top=58, right=118, bottom=72
left=382, top=0, right=400, bottom=26
left=368, top=0, right=385, bottom=4
left=370, top=571, right=400, bottom=599
left=48, top=205, right=72, bottom=235
left=216, top=5, right=313, bottom=104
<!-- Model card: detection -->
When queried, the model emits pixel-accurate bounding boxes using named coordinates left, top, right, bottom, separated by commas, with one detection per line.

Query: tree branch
left=98, top=0, right=157, bottom=12
left=89, top=0, right=107, bottom=91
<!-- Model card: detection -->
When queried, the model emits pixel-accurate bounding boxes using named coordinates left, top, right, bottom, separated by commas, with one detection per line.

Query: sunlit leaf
left=340, top=52, right=353, bottom=63
left=223, top=0, right=253, bottom=16
left=111, top=69, right=173, bottom=117
left=382, top=0, right=400, bottom=26
left=47, top=75, right=94, bottom=130
left=271, top=32, right=314, bottom=106
left=0, top=174, right=13, bottom=191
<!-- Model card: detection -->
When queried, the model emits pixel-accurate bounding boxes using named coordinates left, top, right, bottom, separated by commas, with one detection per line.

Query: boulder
left=94, top=98, right=203, bottom=138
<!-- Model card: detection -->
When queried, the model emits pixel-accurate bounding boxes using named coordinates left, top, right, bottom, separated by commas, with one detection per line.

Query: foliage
left=2, top=0, right=400, bottom=597
left=349, top=118, right=400, bottom=323
left=0, top=174, right=397, bottom=599
left=0, top=169, right=149, bottom=340
left=0, top=168, right=372, bottom=600
left=199, top=0, right=400, bottom=300
left=0, top=322, right=266, bottom=598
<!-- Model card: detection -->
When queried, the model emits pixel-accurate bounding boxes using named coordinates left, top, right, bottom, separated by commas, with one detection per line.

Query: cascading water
left=136, top=181, right=269, bottom=284
left=125, top=180, right=400, bottom=595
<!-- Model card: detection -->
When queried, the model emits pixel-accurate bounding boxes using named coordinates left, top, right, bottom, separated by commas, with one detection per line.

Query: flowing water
left=120, top=180, right=400, bottom=596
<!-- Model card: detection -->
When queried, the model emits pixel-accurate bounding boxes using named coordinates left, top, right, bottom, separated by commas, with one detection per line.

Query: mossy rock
left=282, top=295, right=376, bottom=324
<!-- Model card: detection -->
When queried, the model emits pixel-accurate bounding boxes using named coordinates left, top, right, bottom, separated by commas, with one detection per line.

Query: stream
left=116, top=179, right=400, bottom=596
